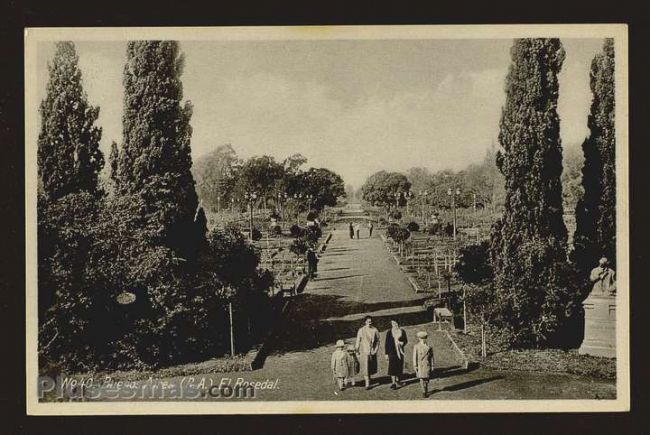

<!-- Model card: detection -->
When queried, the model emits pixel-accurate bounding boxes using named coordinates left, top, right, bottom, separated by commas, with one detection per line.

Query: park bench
left=433, top=307, right=454, bottom=329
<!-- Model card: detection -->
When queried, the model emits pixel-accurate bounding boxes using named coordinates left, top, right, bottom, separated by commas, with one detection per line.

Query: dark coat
left=385, top=328, right=408, bottom=376
left=385, top=328, right=408, bottom=357
left=307, top=250, right=318, bottom=265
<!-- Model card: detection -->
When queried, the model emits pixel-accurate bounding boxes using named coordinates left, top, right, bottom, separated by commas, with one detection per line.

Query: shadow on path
left=269, top=294, right=434, bottom=354
left=441, top=375, right=504, bottom=392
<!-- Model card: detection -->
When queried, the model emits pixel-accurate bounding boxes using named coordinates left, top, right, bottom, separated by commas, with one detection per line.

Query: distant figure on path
left=355, top=315, right=380, bottom=390
left=331, top=340, right=349, bottom=391
left=384, top=320, right=407, bottom=389
left=349, top=222, right=354, bottom=239
left=589, top=257, right=616, bottom=296
left=355, top=223, right=361, bottom=240
left=413, top=331, right=434, bottom=398
left=306, top=248, right=319, bottom=278
left=368, top=222, right=374, bottom=238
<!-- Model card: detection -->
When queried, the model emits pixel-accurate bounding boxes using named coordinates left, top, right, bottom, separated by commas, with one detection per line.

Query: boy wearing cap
left=413, top=331, right=434, bottom=398
left=331, top=340, right=349, bottom=391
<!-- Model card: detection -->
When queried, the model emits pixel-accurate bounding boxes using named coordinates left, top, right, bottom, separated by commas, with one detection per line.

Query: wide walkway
left=106, top=205, right=616, bottom=402
left=183, top=220, right=615, bottom=401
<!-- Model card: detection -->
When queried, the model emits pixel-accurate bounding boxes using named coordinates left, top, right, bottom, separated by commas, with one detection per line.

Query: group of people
left=348, top=221, right=373, bottom=239
left=330, top=316, right=434, bottom=398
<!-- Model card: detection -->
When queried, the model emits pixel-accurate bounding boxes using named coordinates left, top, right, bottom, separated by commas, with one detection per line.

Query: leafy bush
left=306, top=211, right=318, bottom=222
left=455, top=240, right=493, bottom=285
left=289, top=224, right=304, bottom=238
left=251, top=227, right=262, bottom=241
left=425, top=222, right=442, bottom=235
left=270, top=224, right=282, bottom=236
left=389, top=210, right=402, bottom=220
left=491, top=236, right=579, bottom=348
left=444, top=222, right=454, bottom=237
left=386, top=224, right=410, bottom=243
left=39, top=193, right=274, bottom=372
left=290, top=238, right=308, bottom=256
left=406, top=221, right=420, bottom=232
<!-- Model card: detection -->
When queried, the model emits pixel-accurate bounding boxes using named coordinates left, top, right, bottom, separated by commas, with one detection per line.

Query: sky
left=35, top=38, right=604, bottom=188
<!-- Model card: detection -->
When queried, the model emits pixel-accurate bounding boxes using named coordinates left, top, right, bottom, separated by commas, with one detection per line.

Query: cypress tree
left=573, top=39, right=616, bottom=275
left=491, top=39, right=571, bottom=346
left=38, top=41, right=104, bottom=199
left=37, top=42, right=107, bottom=369
left=114, top=41, right=200, bottom=260
left=109, top=140, right=119, bottom=187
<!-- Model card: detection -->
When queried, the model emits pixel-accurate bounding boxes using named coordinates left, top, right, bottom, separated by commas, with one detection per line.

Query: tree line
left=38, top=41, right=273, bottom=372
left=466, top=38, right=616, bottom=347
left=361, top=145, right=505, bottom=214
left=362, top=39, right=616, bottom=348
left=192, top=146, right=345, bottom=217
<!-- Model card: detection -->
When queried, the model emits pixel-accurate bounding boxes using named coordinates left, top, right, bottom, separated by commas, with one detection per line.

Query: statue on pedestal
left=579, top=257, right=617, bottom=358
left=589, top=257, right=616, bottom=297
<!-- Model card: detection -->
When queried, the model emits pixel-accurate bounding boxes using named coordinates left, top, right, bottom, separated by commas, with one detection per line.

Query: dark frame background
left=2, top=0, right=647, bottom=433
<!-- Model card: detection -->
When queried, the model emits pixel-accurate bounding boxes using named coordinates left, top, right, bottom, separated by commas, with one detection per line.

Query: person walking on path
left=346, top=344, right=359, bottom=387
left=349, top=222, right=354, bottom=239
left=384, top=320, right=407, bottom=389
left=368, top=221, right=374, bottom=238
left=306, top=248, right=319, bottom=278
left=355, top=316, right=380, bottom=390
left=355, top=223, right=361, bottom=240
left=413, top=331, right=434, bottom=398
left=331, top=340, right=349, bottom=391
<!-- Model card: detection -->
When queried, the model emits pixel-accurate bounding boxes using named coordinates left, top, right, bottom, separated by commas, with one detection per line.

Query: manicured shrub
left=290, top=238, right=308, bottom=256
left=389, top=210, right=402, bottom=220
left=406, top=221, right=420, bottom=232
left=251, top=227, right=263, bottom=241
left=289, top=224, right=304, bottom=238
left=425, top=222, right=442, bottom=235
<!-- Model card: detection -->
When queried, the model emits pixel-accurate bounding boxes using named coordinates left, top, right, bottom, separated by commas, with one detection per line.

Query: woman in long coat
left=355, top=315, right=380, bottom=390
left=384, top=320, right=407, bottom=389
left=349, top=222, right=354, bottom=239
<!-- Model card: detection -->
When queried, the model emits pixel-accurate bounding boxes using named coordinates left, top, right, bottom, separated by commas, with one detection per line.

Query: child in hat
left=331, top=340, right=349, bottom=391
left=346, top=344, right=360, bottom=387
left=413, top=331, right=434, bottom=398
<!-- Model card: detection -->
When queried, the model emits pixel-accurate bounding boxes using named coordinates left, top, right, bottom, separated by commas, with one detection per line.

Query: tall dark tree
left=38, top=41, right=104, bottom=200
left=114, top=41, right=200, bottom=260
left=573, top=39, right=616, bottom=275
left=37, top=42, right=108, bottom=369
left=491, top=39, right=573, bottom=347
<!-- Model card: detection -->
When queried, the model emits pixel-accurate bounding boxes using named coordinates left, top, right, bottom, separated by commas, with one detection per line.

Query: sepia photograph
left=24, top=25, right=629, bottom=414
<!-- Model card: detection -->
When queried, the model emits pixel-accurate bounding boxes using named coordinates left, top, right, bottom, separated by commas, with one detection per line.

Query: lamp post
left=293, top=193, right=303, bottom=223
left=404, top=191, right=413, bottom=216
left=447, top=187, right=461, bottom=241
left=277, top=192, right=288, bottom=221
left=420, top=190, right=429, bottom=226
left=244, top=191, right=258, bottom=239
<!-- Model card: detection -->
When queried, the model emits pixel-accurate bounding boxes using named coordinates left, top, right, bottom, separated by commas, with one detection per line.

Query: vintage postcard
left=25, top=25, right=629, bottom=414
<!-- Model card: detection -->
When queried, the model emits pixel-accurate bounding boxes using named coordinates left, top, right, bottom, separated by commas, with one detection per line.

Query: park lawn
left=450, top=325, right=616, bottom=381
